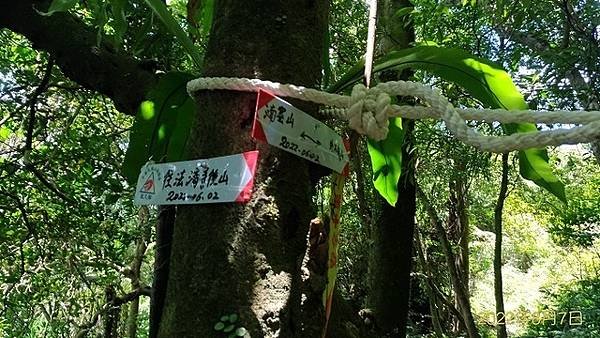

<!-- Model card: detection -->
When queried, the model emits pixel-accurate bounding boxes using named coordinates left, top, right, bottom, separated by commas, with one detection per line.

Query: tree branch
left=73, top=287, right=152, bottom=338
left=0, top=0, right=157, bottom=115
left=26, top=163, right=77, bottom=204
left=26, top=56, right=54, bottom=151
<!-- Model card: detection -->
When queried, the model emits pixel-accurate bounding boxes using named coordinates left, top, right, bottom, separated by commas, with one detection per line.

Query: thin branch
left=25, top=57, right=54, bottom=151
left=493, top=152, right=510, bottom=338
left=0, top=0, right=156, bottom=115
left=73, top=287, right=152, bottom=338
left=26, top=164, right=76, bottom=204
left=2, top=190, right=42, bottom=251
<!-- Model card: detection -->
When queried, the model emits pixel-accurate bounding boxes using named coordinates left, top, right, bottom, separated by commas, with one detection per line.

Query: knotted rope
left=187, top=77, right=600, bottom=153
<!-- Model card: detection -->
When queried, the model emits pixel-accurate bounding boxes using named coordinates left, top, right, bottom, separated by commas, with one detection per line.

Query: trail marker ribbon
left=133, top=151, right=259, bottom=205
left=253, top=89, right=349, bottom=173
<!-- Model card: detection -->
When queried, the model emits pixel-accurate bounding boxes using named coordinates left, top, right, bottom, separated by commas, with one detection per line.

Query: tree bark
left=367, top=1, right=416, bottom=336
left=149, top=206, right=176, bottom=338
left=417, top=185, right=481, bottom=338
left=104, top=285, right=120, bottom=338
left=0, top=0, right=156, bottom=115
left=493, top=153, right=509, bottom=338
left=414, top=229, right=445, bottom=337
left=158, top=1, right=329, bottom=337
left=126, top=207, right=151, bottom=338
left=448, top=163, right=470, bottom=333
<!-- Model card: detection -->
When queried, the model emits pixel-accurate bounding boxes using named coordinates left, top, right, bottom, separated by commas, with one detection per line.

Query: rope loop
left=347, top=84, right=392, bottom=141
left=186, top=77, right=600, bottom=152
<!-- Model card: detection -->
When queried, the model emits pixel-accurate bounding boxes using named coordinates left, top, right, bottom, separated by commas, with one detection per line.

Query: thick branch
left=0, top=0, right=157, bottom=115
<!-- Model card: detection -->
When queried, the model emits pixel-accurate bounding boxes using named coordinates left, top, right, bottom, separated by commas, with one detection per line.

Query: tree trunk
left=448, top=164, right=470, bottom=332
left=149, top=206, right=176, bottom=338
left=417, top=186, right=480, bottom=338
left=493, top=153, right=509, bottom=338
left=368, top=121, right=415, bottom=337
left=104, top=285, right=120, bottom=338
left=126, top=207, right=151, bottom=338
left=414, top=230, right=445, bottom=337
left=368, top=1, right=416, bottom=336
left=158, top=1, right=330, bottom=337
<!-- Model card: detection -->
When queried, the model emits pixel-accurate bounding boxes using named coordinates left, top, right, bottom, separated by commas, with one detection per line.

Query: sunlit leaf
left=109, top=0, right=128, bottom=49
left=367, top=118, right=404, bottom=206
left=330, top=46, right=566, bottom=202
left=200, top=0, right=215, bottom=34
left=123, top=72, right=196, bottom=184
left=37, top=0, right=78, bottom=16
left=0, top=126, right=11, bottom=141
left=143, top=0, right=203, bottom=68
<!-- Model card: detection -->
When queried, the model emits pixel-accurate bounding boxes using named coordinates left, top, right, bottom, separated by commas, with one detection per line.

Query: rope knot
left=347, top=84, right=391, bottom=141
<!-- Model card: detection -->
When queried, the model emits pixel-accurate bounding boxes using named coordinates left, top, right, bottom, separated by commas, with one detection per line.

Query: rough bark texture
left=103, top=285, right=119, bottom=338
left=448, top=166, right=470, bottom=333
left=158, top=1, right=329, bottom=337
left=326, top=288, right=376, bottom=338
left=448, top=174, right=469, bottom=291
left=493, top=154, right=509, bottom=338
left=0, top=0, right=156, bottom=115
left=150, top=206, right=176, bottom=338
left=126, top=210, right=150, bottom=338
left=368, top=1, right=416, bottom=336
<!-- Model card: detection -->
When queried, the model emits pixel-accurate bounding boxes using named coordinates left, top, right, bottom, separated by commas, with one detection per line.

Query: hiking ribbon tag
left=252, top=89, right=349, bottom=173
left=133, top=151, right=259, bottom=205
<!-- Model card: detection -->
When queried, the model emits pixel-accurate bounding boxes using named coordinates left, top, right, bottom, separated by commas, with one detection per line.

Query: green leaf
left=143, top=0, right=203, bottom=68
left=505, top=123, right=567, bottom=202
left=38, top=0, right=78, bottom=16
left=200, top=0, right=215, bottom=34
left=214, top=322, right=225, bottom=331
left=0, top=126, right=11, bottom=141
left=394, top=7, right=414, bottom=18
left=228, top=314, right=238, bottom=323
left=122, top=72, right=196, bottom=184
left=104, top=193, right=120, bottom=204
left=330, top=46, right=565, bottom=202
left=109, top=0, right=128, bottom=49
left=88, top=0, right=109, bottom=45
left=223, top=324, right=235, bottom=333
left=367, top=118, right=405, bottom=206
left=235, top=327, right=248, bottom=336
left=220, top=315, right=229, bottom=322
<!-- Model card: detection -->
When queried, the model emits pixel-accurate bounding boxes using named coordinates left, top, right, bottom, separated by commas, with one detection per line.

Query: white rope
left=187, top=77, right=600, bottom=152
